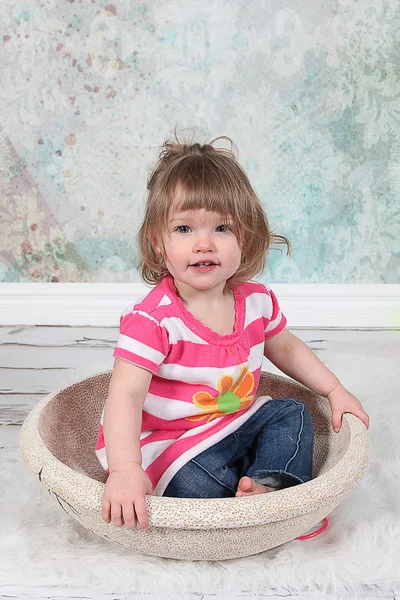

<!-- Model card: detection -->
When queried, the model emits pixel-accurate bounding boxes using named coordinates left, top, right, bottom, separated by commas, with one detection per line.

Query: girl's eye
left=175, top=225, right=191, bottom=233
left=216, top=224, right=232, bottom=233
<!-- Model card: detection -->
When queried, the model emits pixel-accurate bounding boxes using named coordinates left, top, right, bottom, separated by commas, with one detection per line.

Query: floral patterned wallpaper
left=1, top=0, right=399, bottom=283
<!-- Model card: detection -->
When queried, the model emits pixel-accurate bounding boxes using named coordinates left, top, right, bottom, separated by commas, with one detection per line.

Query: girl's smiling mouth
left=189, top=261, right=218, bottom=273
left=189, top=260, right=218, bottom=267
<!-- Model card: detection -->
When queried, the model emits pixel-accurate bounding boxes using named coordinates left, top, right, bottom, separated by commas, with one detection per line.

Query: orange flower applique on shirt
left=186, top=366, right=255, bottom=424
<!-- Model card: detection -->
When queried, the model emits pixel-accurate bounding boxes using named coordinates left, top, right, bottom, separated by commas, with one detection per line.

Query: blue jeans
left=163, top=398, right=314, bottom=498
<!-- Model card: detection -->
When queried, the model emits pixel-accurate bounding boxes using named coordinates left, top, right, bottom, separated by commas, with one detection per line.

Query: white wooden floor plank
left=0, top=344, right=114, bottom=369
left=0, top=395, right=46, bottom=425
left=0, top=367, right=85, bottom=394
left=0, top=394, right=42, bottom=422
left=0, top=433, right=22, bottom=471
left=0, top=325, right=117, bottom=347
left=0, top=424, right=20, bottom=447
left=0, top=353, right=113, bottom=395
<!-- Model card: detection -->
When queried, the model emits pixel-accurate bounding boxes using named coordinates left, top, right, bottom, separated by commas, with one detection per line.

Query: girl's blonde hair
left=137, top=131, right=290, bottom=290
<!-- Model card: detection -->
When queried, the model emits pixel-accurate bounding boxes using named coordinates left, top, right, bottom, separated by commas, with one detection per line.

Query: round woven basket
left=19, top=370, right=370, bottom=561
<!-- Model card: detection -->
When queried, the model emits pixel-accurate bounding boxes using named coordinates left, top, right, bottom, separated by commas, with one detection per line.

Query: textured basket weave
left=19, top=371, right=370, bottom=561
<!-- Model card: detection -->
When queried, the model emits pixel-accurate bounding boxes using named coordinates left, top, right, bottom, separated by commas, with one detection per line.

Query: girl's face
left=156, top=208, right=241, bottom=296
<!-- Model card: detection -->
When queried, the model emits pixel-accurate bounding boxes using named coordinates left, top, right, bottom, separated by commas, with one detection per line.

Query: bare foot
left=235, top=476, right=277, bottom=497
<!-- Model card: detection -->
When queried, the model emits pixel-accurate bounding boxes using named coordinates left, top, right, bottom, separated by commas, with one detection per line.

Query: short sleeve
left=113, top=309, right=170, bottom=374
left=262, top=285, right=287, bottom=340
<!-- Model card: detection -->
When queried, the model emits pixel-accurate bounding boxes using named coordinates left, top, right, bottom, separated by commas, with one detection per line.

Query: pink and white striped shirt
left=95, top=274, right=286, bottom=495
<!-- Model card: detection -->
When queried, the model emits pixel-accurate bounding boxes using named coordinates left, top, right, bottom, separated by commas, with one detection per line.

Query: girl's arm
left=102, top=358, right=154, bottom=531
left=103, top=357, right=153, bottom=471
left=264, top=329, right=369, bottom=432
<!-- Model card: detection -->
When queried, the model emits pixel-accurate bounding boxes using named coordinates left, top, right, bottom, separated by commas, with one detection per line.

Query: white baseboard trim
left=0, top=283, right=399, bottom=328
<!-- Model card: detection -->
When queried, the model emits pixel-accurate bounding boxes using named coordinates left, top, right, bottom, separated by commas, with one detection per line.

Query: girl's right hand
left=101, top=462, right=154, bottom=531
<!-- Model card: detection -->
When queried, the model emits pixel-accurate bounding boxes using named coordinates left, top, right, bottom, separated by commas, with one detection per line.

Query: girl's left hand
left=326, top=384, right=370, bottom=432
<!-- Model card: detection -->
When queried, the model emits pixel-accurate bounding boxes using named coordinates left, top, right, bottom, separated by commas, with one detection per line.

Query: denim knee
left=284, top=397, right=312, bottom=419
left=282, top=398, right=314, bottom=436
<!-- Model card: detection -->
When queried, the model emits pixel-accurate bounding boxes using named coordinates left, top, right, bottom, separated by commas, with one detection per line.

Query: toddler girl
left=96, top=135, right=369, bottom=532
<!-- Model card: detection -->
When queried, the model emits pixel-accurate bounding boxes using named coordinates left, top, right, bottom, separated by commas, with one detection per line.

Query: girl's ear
left=147, top=228, right=161, bottom=254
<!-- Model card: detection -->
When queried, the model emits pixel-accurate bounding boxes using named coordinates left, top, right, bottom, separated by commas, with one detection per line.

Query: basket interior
left=38, top=371, right=349, bottom=485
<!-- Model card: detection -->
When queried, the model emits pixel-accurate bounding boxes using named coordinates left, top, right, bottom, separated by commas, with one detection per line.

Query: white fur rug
left=1, top=334, right=399, bottom=598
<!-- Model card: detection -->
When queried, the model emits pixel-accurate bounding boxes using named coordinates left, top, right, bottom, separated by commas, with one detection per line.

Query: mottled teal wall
left=1, top=1, right=399, bottom=283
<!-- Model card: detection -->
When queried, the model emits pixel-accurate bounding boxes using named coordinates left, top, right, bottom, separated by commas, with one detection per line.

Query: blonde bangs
left=159, top=151, right=262, bottom=243
left=166, top=153, right=242, bottom=217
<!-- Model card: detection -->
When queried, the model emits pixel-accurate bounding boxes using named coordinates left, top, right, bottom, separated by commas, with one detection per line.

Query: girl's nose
left=193, top=232, right=216, bottom=252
